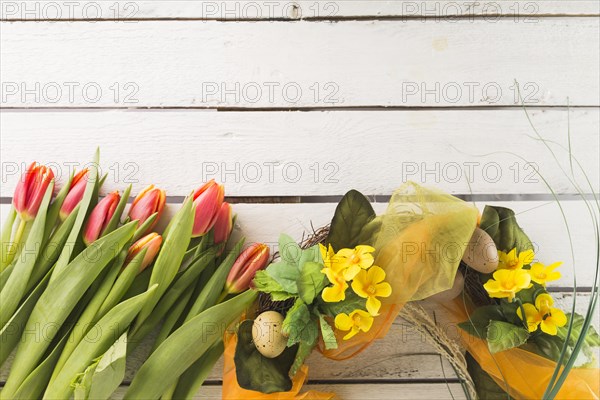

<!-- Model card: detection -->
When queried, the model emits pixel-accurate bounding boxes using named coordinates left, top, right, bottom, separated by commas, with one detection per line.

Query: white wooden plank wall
left=1, top=1, right=598, bottom=399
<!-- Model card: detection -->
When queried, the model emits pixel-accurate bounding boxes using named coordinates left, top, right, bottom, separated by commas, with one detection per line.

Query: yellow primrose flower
left=497, top=248, right=535, bottom=270
left=351, top=265, right=392, bottom=316
left=529, top=262, right=562, bottom=286
left=335, top=245, right=375, bottom=281
left=483, top=269, right=532, bottom=301
left=319, top=243, right=336, bottom=269
left=321, top=268, right=348, bottom=303
left=334, top=309, right=374, bottom=340
left=517, top=293, right=567, bottom=335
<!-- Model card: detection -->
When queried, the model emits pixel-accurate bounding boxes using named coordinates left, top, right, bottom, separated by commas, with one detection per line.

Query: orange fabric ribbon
left=442, top=298, right=600, bottom=400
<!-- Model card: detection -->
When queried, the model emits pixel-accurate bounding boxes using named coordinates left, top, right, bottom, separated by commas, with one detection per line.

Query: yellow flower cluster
left=319, top=244, right=392, bottom=340
left=517, top=293, right=567, bottom=335
left=483, top=248, right=567, bottom=336
left=484, top=248, right=562, bottom=301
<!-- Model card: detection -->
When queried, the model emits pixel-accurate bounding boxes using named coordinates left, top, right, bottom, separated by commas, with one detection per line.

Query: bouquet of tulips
left=0, top=150, right=265, bottom=400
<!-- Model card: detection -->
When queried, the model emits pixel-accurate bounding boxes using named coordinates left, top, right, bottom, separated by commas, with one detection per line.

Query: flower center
left=508, top=260, right=519, bottom=269
left=350, top=254, right=361, bottom=264
left=353, top=315, right=362, bottom=324
left=367, top=285, right=377, bottom=295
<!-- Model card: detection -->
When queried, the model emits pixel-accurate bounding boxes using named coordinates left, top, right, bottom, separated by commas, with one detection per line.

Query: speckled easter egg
left=462, top=228, right=498, bottom=273
left=252, top=311, right=287, bottom=359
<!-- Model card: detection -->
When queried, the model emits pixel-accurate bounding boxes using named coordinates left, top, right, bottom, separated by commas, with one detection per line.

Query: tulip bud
left=82, top=191, right=120, bottom=245
left=59, top=169, right=89, bottom=221
left=192, top=180, right=224, bottom=237
left=13, top=162, right=55, bottom=221
left=125, top=232, right=163, bottom=273
left=213, top=202, right=233, bottom=245
left=128, top=185, right=166, bottom=233
left=225, top=243, right=270, bottom=294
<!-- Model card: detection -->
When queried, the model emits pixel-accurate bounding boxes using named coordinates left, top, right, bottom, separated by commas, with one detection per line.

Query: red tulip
left=125, top=232, right=163, bottom=273
left=225, top=243, right=270, bottom=294
left=13, top=162, right=55, bottom=222
left=59, top=169, right=89, bottom=221
left=82, top=191, right=120, bottom=245
left=128, top=185, right=166, bottom=233
left=192, top=180, right=224, bottom=237
left=213, top=202, right=233, bottom=245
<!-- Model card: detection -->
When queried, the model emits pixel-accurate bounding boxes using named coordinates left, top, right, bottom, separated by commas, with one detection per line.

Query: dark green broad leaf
left=297, top=261, right=328, bottom=305
left=466, top=352, right=513, bottom=400
left=326, top=190, right=376, bottom=251
left=527, top=333, right=567, bottom=362
left=234, top=320, right=298, bottom=394
left=479, top=206, right=533, bottom=253
left=458, top=305, right=507, bottom=339
left=486, top=320, right=529, bottom=354
left=318, top=290, right=367, bottom=318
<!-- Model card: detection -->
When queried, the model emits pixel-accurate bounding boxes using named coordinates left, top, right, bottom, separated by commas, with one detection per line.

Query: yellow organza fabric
left=442, top=298, right=600, bottom=400
left=322, top=182, right=478, bottom=359
left=223, top=182, right=478, bottom=397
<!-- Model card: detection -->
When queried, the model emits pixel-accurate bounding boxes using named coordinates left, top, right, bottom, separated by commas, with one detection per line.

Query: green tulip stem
left=4, top=218, right=28, bottom=268
left=216, top=289, right=229, bottom=304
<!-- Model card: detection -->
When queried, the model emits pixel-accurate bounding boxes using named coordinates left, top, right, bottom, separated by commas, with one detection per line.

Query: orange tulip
left=192, top=180, right=224, bottom=237
left=128, top=185, right=166, bottom=233
left=59, top=169, right=89, bottom=221
left=82, top=191, right=120, bottom=245
left=225, top=243, right=270, bottom=294
left=213, top=202, right=233, bottom=245
left=125, top=232, right=163, bottom=273
left=13, top=162, right=54, bottom=221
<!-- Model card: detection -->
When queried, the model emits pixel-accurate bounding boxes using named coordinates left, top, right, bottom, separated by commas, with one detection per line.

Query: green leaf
left=480, top=206, right=533, bottom=253
left=136, top=196, right=194, bottom=326
left=297, top=261, right=327, bottom=305
left=87, top=332, right=128, bottom=400
left=298, top=244, right=322, bottom=271
left=1, top=205, right=17, bottom=271
left=326, top=190, right=376, bottom=251
left=253, top=270, right=295, bottom=301
left=124, top=290, right=258, bottom=400
left=556, top=312, right=600, bottom=366
left=458, top=305, right=507, bottom=339
left=72, top=360, right=98, bottom=400
left=289, top=318, right=318, bottom=377
left=466, top=352, right=513, bottom=400
left=486, top=320, right=529, bottom=354
left=44, top=284, right=158, bottom=399
left=315, top=310, right=338, bottom=350
left=172, top=341, right=224, bottom=399
left=318, top=290, right=367, bottom=317
left=0, top=183, right=53, bottom=329
left=44, top=171, right=73, bottom=241
left=282, top=299, right=311, bottom=346
left=265, top=260, right=300, bottom=294
left=1, top=221, right=136, bottom=398
left=279, top=233, right=302, bottom=267
left=233, top=320, right=297, bottom=394
left=528, top=333, right=566, bottom=362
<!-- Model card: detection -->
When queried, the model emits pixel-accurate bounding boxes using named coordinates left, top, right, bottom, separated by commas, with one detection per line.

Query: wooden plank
left=1, top=1, right=598, bottom=21
left=111, top=383, right=469, bottom=400
left=1, top=109, right=598, bottom=196
left=1, top=19, right=598, bottom=108
left=1, top=200, right=598, bottom=287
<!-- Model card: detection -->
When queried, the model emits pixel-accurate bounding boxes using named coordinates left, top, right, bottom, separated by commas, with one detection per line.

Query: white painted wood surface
left=2, top=109, right=598, bottom=196
left=1, top=1, right=598, bottom=397
left=2, top=19, right=599, bottom=108
left=1, top=1, right=598, bottom=21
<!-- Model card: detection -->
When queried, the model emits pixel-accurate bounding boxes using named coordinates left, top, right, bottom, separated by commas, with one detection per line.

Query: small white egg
left=252, top=311, right=288, bottom=359
left=462, top=228, right=499, bottom=273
